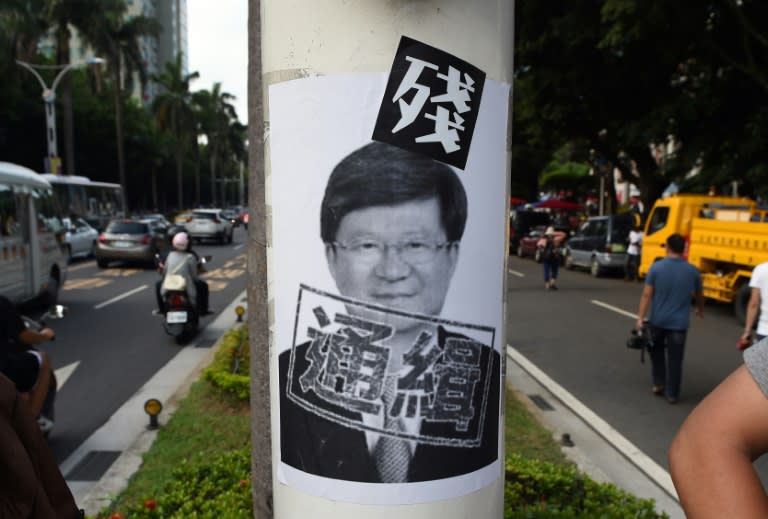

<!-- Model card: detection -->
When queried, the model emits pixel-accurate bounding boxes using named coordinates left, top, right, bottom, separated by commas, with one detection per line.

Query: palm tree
left=78, top=1, right=160, bottom=208
left=0, top=0, right=49, bottom=62
left=193, top=83, right=238, bottom=206
left=152, top=52, right=199, bottom=209
left=46, top=0, right=106, bottom=175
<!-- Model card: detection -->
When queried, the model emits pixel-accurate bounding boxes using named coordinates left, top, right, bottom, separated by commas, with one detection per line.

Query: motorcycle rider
left=156, top=231, right=210, bottom=315
left=0, top=295, right=54, bottom=424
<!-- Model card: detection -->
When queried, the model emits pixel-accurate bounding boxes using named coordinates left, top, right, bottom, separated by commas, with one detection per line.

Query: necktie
left=374, top=377, right=412, bottom=483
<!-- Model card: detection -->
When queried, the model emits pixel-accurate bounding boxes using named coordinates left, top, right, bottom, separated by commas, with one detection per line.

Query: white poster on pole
left=271, top=37, right=508, bottom=505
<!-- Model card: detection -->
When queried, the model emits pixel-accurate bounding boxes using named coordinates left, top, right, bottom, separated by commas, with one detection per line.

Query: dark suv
left=564, top=214, right=633, bottom=277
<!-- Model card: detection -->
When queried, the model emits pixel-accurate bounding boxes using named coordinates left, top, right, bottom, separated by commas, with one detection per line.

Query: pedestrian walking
left=739, top=261, right=768, bottom=349
left=635, top=233, right=704, bottom=403
left=624, top=224, right=643, bottom=281
left=537, top=226, right=566, bottom=290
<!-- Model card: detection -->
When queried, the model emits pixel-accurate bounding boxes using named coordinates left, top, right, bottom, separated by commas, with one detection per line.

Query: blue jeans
left=648, top=326, right=687, bottom=399
left=543, top=259, right=559, bottom=282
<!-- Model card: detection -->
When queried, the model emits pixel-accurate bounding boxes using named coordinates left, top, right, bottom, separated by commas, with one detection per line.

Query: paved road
left=32, top=227, right=249, bottom=464
left=506, top=254, right=768, bottom=485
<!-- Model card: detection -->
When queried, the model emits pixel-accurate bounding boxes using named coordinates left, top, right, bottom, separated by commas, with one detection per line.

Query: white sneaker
left=37, top=415, right=54, bottom=434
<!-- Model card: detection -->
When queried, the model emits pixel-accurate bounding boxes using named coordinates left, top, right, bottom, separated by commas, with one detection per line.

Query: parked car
left=509, top=210, right=551, bottom=253
left=185, top=209, right=234, bottom=244
left=95, top=218, right=170, bottom=267
left=564, top=214, right=633, bottom=277
left=516, top=225, right=570, bottom=263
left=62, top=217, right=99, bottom=262
left=515, top=226, right=547, bottom=261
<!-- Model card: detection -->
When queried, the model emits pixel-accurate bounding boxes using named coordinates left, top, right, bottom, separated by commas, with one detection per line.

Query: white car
left=63, top=217, right=99, bottom=262
left=185, top=209, right=234, bottom=244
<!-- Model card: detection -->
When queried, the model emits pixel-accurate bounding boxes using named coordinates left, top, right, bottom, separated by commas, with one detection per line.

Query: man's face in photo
left=326, top=196, right=459, bottom=333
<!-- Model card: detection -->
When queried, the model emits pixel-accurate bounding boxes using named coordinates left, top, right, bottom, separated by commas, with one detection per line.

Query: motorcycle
left=19, top=304, right=67, bottom=437
left=155, top=253, right=211, bottom=344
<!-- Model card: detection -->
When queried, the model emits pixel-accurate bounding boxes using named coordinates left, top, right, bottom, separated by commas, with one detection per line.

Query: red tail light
left=98, top=233, right=106, bottom=243
left=212, top=218, right=221, bottom=224
left=170, top=294, right=186, bottom=306
left=141, top=234, right=151, bottom=244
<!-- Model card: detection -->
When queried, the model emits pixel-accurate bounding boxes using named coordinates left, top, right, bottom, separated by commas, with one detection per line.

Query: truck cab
left=639, top=194, right=767, bottom=323
left=639, top=194, right=755, bottom=277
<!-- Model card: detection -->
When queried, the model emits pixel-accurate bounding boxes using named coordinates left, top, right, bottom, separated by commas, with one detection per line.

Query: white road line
left=506, top=345, right=679, bottom=501
left=67, top=261, right=96, bottom=272
left=55, top=361, right=80, bottom=389
left=93, top=285, right=148, bottom=310
left=233, top=243, right=245, bottom=250
left=591, top=299, right=637, bottom=319
left=507, top=269, right=524, bottom=277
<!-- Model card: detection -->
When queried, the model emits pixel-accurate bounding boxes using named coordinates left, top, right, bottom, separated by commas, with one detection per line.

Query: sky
left=186, top=0, right=248, bottom=125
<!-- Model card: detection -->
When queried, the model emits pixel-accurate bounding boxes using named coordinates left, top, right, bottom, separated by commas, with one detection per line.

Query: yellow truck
left=639, top=194, right=768, bottom=323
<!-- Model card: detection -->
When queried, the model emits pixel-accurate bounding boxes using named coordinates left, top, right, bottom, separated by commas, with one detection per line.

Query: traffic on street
left=506, top=253, right=768, bottom=486
left=28, top=226, right=248, bottom=465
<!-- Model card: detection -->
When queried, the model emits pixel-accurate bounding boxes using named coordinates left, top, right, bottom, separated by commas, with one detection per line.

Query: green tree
left=0, top=0, right=50, bottom=62
left=77, top=0, right=161, bottom=210
left=46, top=0, right=107, bottom=175
left=514, top=0, right=768, bottom=207
left=193, top=83, right=238, bottom=206
left=152, top=52, right=199, bottom=209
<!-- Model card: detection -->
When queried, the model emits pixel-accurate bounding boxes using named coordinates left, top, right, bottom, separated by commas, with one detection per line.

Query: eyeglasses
left=332, top=239, right=453, bottom=265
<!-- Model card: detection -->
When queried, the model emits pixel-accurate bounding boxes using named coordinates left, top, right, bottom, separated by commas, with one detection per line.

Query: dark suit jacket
left=279, top=326, right=500, bottom=483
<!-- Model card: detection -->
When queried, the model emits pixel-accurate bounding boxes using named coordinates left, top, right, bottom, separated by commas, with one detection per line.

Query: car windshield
left=106, top=222, right=148, bottom=234
left=192, top=212, right=217, bottom=220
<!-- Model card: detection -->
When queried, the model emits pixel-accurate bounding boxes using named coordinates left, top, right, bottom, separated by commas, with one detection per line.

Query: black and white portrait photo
left=269, top=62, right=509, bottom=504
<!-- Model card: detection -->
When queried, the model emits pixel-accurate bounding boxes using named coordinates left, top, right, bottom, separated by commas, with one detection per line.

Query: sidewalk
left=506, top=345, right=685, bottom=519
left=64, top=292, right=683, bottom=518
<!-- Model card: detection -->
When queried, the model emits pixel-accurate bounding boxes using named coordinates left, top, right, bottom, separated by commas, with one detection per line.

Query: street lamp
left=15, top=56, right=105, bottom=174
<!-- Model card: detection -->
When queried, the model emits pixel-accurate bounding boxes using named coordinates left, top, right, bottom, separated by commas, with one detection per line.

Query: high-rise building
left=49, top=0, right=188, bottom=107
left=128, top=0, right=188, bottom=106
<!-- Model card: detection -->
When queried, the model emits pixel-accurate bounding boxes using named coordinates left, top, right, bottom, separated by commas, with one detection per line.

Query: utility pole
left=254, top=2, right=513, bottom=518
left=247, top=1, right=272, bottom=518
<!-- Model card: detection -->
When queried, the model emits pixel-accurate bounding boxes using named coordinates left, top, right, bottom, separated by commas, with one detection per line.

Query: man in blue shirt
left=635, top=234, right=704, bottom=404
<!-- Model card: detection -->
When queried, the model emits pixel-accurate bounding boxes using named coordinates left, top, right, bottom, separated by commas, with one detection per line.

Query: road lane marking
left=507, top=269, right=524, bottom=277
left=55, top=361, right=80, bottom=389
left=206, top=280, right=228, bottom=292
left=506, top=345, right=678, bottom=501
left=591, top=299, right=637, bottom=319
left=67, top=262, right=95, bottom=272
left=233, top=243, right=245, bottom=250
left=98, top=268, right=144, bottom=277
left=63, top=278, right=111, bottom=291
left=94, top=285, right=148, bottom=309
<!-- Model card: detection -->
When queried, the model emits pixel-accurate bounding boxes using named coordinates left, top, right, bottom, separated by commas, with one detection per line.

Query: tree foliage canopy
left=514, top=0, right=768, bottom=206
left=0, top=0, right=247, bottom=212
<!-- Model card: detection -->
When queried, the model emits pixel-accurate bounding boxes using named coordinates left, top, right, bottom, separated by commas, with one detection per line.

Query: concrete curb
left=505, top=345, right=685, bottom=519
left=68, top=291, right=247, bottom=516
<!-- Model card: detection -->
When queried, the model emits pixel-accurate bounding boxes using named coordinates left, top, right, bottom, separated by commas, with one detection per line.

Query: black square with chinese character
left=372, top=36, right=486, bottom=170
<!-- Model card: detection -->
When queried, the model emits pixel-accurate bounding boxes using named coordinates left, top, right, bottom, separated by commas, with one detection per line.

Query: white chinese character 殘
left=390, top=57, right=476, bottom=154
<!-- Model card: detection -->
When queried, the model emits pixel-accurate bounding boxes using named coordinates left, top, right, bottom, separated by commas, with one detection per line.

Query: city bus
left=0, top=162, right=67, bottom=306
left=39, top=173, right=125, bottom=231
